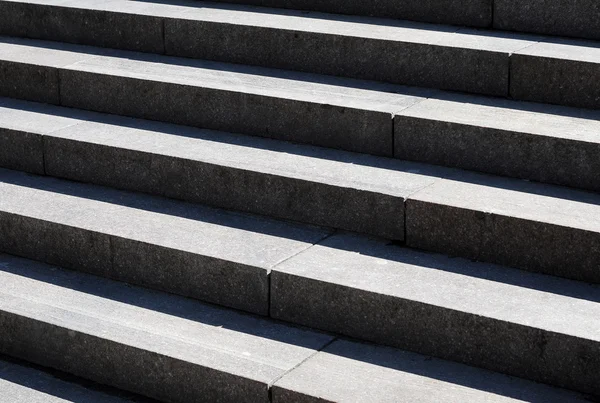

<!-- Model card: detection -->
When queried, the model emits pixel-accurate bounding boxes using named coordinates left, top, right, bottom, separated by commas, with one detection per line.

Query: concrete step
left=0, top=168, right=331, bottom=315
left=2, top=1, right=600, bottom=107
left=0, top=1, right=555, bottom=98
left=2, top=38, right=600, bottom=163
left=0, top=253, right=335, bottom=403
left=273, top=340, right=594, bottom=402
left=0, top=356, right=153, bottom=402
left=2, top=101, right=600, bottom=283
left=272, top=232, right=600, bottom=396
left=0, top=253, right=591, bottom=402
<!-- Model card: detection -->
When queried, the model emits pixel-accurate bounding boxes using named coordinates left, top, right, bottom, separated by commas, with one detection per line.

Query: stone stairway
left=0, top=0, right=598, bottom=401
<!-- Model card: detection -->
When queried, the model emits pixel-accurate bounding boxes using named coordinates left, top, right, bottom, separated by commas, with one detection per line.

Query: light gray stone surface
left=55, top=42, right=424, bottom=156
left=272, top=232, right=600, bottom=396
left=407, top=169, right=600, bottom=283
left=0, top=99, right=79, bottom=174
left=0, top=98, right=433, bottom=239
left=0, top=168, right=330, bottom=314
left=0, top=253, right=334, bottom=403
left=0, top=37, right=96, bottom=104
left=494, top=0, right=600, bottom=41
left=273, top=339, right=592, bottom=402
left=205, top=0, right=493, bottom=27
left=0, top=358, right=147, bottom=402
left=511, top=40, right=600, bottom=109
left=0, top=1, right=535, bottom=96
left=164, top=3, right=531, bottom=95
left=395, top=95, right=600, bottom=191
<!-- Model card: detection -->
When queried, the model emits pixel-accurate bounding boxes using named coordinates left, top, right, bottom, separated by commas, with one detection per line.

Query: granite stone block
left=0, top=1, right=164, bottom=53
left=58, top=69, right=395, bottom=156
left=272, top=233, right=600, bottom=395
left=208, top=0, right=493, bottom=27
left=494, top=0, right=600, bottom=41
left=0, top=255, right=334, bottom=402
left=0, top=128, right=44, bottom=175
left=511, top=44, right=600, bottom=110
left=394, top=97, right=600, bottom=191
left=166, top=18, right=509, bottom=96
left=0, top=61, right=59, bottom=104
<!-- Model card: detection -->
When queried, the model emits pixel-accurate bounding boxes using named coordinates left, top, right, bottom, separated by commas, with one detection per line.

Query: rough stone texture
left=53, top=46, right=426, bottom=156
left=24, top=103, right=436, bottom=239
left=0, top=37, right=95, bottom=104
left=272, top=233, right=600, bottom=396
left=406, top=170, right=600, bottom=283
left=395, top=95, right=600, bottom=191
left=0, top=98, right=79, bottom=174
left=0, top=0, right=166, bottom=53
left=165, top=8, right=525, bottom=95
left=0, top=254, right=334, bottom=403
left=0, top=358, right=145, bottom=403
left=0, top=168, right=330, bottom=315
left=494, top=0, right=600, bottom=41
left=208, top=0, right=493, bottom=27
left=273, top=339, right=592, bottom=402
left=511, top=41, right=600, bottom=110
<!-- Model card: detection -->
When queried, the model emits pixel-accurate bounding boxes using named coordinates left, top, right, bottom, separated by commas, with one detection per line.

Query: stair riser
left=494, top=0, right=600, bottom=41
left=406, top=200, right=600, bottom=284
left=0, top=212, right=270, bottom=315
left=271, top=271, right=600, bottom=396
left=0, top=311, right=268, bottom=403
left=42, top=136, right=405, bottom=240
left=165, top=20, right=508, bottom=96
left=394, top=116, right=600, bottom=192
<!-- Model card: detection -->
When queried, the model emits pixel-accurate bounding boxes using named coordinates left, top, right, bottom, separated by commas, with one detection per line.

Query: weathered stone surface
left=165, top=9, right=525, bottom=95
left=272, top=232, right=600, bottom=395
left=511, top=40, right=600, bottom=109
left=0, top=254, right=334, bottom=403
left=406, top=170, right=600, bottom=283
left=494, top=0, right=600, bottom=41
left=0, top=0, right=165, bottom=53
left=395, top=95, right=600, bottom=191
left=0, top=99, right=79, bottom=174
left=56, top=48, right=423, bottom=156
left=208, top=0, right=493, bottom=27
left=0, top=357, right=146, bottom=403
left=32, top=104, right=435, bottom=239
left=273, top=339, right=592, bottom=402
left=0, top=168, right=330, bottom=315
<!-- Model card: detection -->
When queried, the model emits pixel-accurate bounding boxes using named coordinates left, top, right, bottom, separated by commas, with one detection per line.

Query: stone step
left=0, top=254, right=334, bottom=403
left=2, top=39, right=600, bottom=164
left=0, top=356, right=153, bottom=402
left=0, top=254, right=592, bottom=401
left=2, top=101, right=600, bottom=283
left=0, top=168, right=331, bottom=315
left=1, top=1, right=594, bottom=102
left=272, top=232, right=600, bottom=396
left=273, top=340, right=593, bottom=402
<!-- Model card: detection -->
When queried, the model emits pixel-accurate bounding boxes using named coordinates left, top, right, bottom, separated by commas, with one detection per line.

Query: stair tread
left=273, top=339, right=590, bottom=403
left=2, top=98, right=600, bottom=237
left=0, top=253, right=333, bottom=383
left=0, top=0, right=536, bottom=53
left=0, top=254, right=590, bottom=402
left=274, top=232, right=600, bottom=342
left=0, top=168, right=328, bottom=268
left=0, top=358, right=142, bottom=402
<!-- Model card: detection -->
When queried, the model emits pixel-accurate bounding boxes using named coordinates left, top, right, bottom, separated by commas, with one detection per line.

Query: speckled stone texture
left=272, top=233, right=600, bottom=396
left=0, top=254, right=334, bottom=403
left=494, top=0, right=600, bottom=40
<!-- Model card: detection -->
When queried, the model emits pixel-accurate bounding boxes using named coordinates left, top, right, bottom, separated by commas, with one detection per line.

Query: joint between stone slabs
left=268, top=229, right=337, bottom=273
left=267, top=336, right=339, bottom=397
